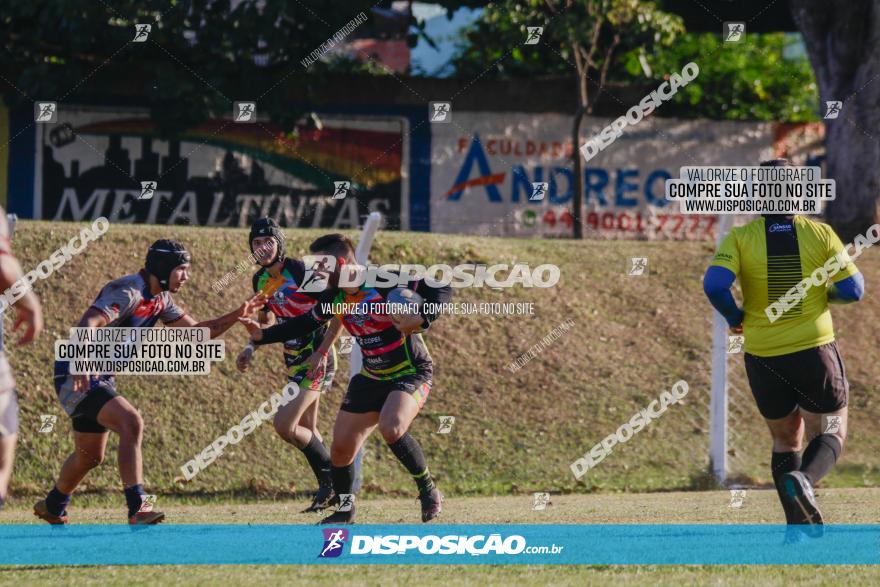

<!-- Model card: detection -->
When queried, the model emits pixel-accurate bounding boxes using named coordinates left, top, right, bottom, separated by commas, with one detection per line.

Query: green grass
left=5, top=221, right=880, bottom=501
left=2, top=492, right=879, bottom=585
left=2, top=487, right=878, bottom=524
left=0, top=565, right=874, bottom=587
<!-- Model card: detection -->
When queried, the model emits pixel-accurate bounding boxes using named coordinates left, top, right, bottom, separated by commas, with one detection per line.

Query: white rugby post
left=349, top=211, right=383, bottom=378
left=709, top=213, right=734, bottom=485
left=349, top=211, right=382, bottom=493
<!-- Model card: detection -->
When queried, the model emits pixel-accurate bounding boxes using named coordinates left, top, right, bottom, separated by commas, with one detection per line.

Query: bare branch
left=592, top=33, right=620, bottom=114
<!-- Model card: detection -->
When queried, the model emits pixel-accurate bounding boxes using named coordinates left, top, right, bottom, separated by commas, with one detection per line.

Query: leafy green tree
left=630, top=32, right=817, bottom=122
left=455, top=19, right=817, bottom=127
left=0, top=1, right=419, bottom=135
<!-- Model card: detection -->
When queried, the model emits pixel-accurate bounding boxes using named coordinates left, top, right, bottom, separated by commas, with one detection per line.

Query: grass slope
left=5, top=221, right=879, bottom=500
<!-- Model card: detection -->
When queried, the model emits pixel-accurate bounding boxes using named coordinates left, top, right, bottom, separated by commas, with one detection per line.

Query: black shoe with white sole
left=782, top=471, right=824, bottom=533
left=302, top=484, right=336, bottom=513
left=419, top=487, right=443, bottom=523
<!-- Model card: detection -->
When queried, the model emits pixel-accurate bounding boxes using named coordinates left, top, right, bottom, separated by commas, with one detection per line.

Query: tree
left=453, top=0, right=684, bottom=238
left=0, top=1, right=441, bottom=135
left=791, top=0, right=880, bottom=239
left=632, top=32, right=817, bottom=122
left=455, top=23, right=817, bottom=123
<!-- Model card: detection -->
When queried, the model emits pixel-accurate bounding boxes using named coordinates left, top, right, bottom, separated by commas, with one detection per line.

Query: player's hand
left=305, top=349, right=328, bottom=380
left=237, top=317, right=264, bottom=342
left=390, top=312, right=424, bottom=335
left=239, top=293, right=267, bottom=318
left=236, top=346, right=254, bottom=372
left=13, top=297, right=43, bottom=345
left=72, top=374, right=90, bottom=393
left=729, top=324, right=743, bottom=335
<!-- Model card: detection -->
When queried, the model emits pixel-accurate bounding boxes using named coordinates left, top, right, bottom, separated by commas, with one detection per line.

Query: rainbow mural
left=72, top=117, right=402, bottom=190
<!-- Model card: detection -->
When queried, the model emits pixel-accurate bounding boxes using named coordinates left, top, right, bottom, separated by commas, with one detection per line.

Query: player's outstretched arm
left=702, top=266, right=744, bottom=330
left=169, top=293, right=266, bottom=338
left=239, top=306, right=329, bottom=345
left=236, top=310, right=274, bottom=372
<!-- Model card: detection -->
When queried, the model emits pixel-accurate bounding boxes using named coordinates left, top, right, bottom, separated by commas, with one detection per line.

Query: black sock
left=800, top=434, right=842, bottom=485
left=388, top=433, right=435, bottom=493
left=771, top=451, right=801, bottom=503
left=300, top=433, right=332, bottom=487
left=331, top=464, right=354, bottom=496
left=46, top=486, right=71, bottom=517
left=124, top=484, right=145, bottom=518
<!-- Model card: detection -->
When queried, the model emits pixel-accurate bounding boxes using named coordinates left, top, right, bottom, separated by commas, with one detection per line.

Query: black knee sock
left=331, top=464, right=354, bottom=496
left=300, top=434, right=332, bottom=487
left=771, top=451, right=801, bottom=503
left=124, top=484, right=146, bottom=518
left=388, top=433, right=435, bottom=493
left=45, top=486, right=71, bottom=517
left=800, top=434, right=842, bottom=485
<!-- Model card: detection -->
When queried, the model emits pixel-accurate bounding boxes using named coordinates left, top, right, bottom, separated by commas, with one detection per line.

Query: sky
left=410, top=2, right=483, bottom=77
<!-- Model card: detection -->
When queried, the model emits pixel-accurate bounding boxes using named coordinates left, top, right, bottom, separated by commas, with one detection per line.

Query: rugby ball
left=386, top=287, right=424, bottom=314
left=386, top=287, right=425, bottom=334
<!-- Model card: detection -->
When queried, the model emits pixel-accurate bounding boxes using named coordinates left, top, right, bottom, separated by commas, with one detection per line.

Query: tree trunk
left=791, top=0, right=880, bottom=240
left=572, top=105, right=586, bottom=239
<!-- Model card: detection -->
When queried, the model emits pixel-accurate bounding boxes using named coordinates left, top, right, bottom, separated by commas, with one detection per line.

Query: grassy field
left=2, top=491, right=879, bottom=585
left=4, top=220, right=879, bottom=502
left=2, top=486, right=879, bottom=524
left=1, top=562, right=873, bottom=587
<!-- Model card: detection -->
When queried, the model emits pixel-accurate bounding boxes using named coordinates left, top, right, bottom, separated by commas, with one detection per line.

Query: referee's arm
left=828, top=273, right=865, bottom=304
left=703, top=231, right=745, bottom=328
left=825, top=226, right=866, bottom=304
left=703, top=266, right=744, bottom=328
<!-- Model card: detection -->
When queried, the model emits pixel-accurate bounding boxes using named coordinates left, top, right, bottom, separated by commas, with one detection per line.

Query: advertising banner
left=34, top=107, right=407, bottom=229
left=430, top=113, right=781, bottom=239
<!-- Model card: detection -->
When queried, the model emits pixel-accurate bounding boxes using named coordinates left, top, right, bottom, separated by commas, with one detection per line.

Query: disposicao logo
left=319, top=528, right=349, bottom=558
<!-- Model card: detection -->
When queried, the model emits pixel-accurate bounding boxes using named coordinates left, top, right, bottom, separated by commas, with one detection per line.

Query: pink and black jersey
left=255, top=275, right=452, bottom=380
left=252, top=258, right=328, bottom=368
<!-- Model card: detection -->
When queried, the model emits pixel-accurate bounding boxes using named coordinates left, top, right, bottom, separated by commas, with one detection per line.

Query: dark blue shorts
left=54, top=362, right=119, bottom=433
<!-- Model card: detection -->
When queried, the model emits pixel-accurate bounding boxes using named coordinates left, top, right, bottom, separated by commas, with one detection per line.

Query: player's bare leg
left=320, top=410, right=378, bottom=525
left=303, top=395, right=322, bottom=444
left=57, top=432, right=108, bottom=493
left=34, top=431, right=106, bottom=524
left=273, top=387, right=334, bottom=511
left=96, top=397, right=163, bottom=524
left=0, top=433, right=17, bottom=510
left=801, top=406, right=847, bottom=447
left=274, top=388, right=321, bottom=448
left=97, top=397, right=144, bottom=487
left=379, top=390, right=442, bottom=522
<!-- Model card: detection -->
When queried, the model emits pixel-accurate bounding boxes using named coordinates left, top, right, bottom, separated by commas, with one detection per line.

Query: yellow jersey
left=711, top=216, right=858, bottom=357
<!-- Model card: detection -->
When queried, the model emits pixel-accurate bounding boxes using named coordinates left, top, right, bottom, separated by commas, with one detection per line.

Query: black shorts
left=744, top=341, right=849, bottom=420
left=56, top=376, right=120, bottom=433
left=341, top=373, right=432, bottom=414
